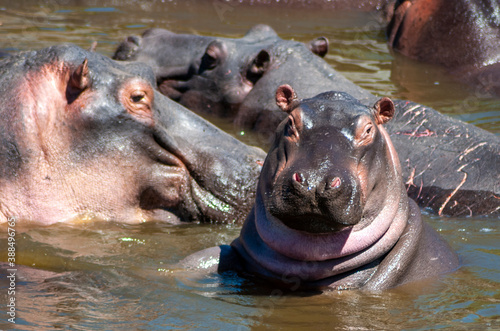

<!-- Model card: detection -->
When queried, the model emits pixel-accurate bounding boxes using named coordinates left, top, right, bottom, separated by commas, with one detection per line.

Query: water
left=0, top=1, right=499, bottom=330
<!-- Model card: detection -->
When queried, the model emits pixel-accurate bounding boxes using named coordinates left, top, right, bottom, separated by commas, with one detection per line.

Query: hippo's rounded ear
left=276, top=84, right=298, bottom=113
left=88, top=41, right=97, bottom=52
left=244, top=24, right=278, bottom=40
left=70, top=58, right=91, bottom=92
left=373, top=97, right=395, bottom=124
left=112, top=35, right=142, bottom=60
left=309, top=37, right=329, bottom=58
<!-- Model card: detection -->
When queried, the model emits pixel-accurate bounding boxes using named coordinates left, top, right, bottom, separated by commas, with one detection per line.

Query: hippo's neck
left=232, top=126, right=411, bottom=288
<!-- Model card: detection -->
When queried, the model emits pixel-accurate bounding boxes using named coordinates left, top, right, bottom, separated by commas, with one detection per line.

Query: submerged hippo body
left=181, top=86, right=459, bottom=291
left=388, top=0, right=500, bottom=95
left=0, top=45, right=264, bottom=225
left=113, top=25, right=329, bottom=117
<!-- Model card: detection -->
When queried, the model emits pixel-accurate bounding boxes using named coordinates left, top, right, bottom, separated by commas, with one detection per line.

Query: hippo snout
left=291, top=171, right=342, bottom=193
left=269, top=166, right=363, bottom=233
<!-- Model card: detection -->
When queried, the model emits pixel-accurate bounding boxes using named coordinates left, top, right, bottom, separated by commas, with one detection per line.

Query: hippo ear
left=244, top=24, right=278, bottom=40
left=67, top=59, right=91, bottom=103
left=276, top=84, right=298, bottom=113
left=70, top=58, right=91, bottom=92
left=309, top=37, right=329, bottom=58
left=373, top=97, right=395, bottom=124
left=112, top=35, right=142, bottom=60
left=88, top=41, right=97, bottom=52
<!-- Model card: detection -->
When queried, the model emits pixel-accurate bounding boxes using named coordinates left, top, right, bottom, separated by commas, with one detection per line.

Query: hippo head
left=261, top=84, right=396, bottom=233
left=0, top=45, right=264, bottom=225
left=113, top=25, right=329, bottom=117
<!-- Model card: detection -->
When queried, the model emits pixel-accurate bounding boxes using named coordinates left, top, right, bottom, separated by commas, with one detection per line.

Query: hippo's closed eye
left=354, top=117, right=376, bottom=147
left=119, top=79, right=155, bottom=126
left=285, top=115, right=300, bottom=139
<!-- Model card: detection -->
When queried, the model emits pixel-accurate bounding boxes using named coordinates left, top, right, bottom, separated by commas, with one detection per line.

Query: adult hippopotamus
left=0, top=44, right=264, bottom=225
left=388, top=0, right=500, bottom=96
left=113, top=25, right=329, bottom=117
left=181, top=85, right=459, bottom=291
left=113, top=28, right=500, bottom=217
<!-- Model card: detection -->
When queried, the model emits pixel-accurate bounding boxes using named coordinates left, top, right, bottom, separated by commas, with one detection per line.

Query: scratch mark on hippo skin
left=402, top=109, right=424, bottom=128
left=408, top=119, right=429, bottom=137
left=402, top=104, right=421, bottom=117
left=438, top=163, right=469, bottom=216
left=458, top=142, right=488, bottom=160
left=417, top=178, right=424, bottom=200
left=405, top=167, right=416, bottom=188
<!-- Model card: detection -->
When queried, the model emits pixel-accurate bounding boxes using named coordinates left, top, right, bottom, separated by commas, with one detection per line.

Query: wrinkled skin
left=180, top=86, right=459, bottom=291
left=113, top=25, right=329, bottom=117
left=0, top=45, right=265, bottom=225
left=387, top=0, right=500, bottom=96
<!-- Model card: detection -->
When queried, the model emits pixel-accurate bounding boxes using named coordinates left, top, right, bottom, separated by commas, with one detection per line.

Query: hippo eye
left=356, top=122, right=375, bottom=147
left=120, top=81, right=155, bottom=127
left=131, top=91, right=145, bottom=103
left=286, top=116, right=298, bottom=138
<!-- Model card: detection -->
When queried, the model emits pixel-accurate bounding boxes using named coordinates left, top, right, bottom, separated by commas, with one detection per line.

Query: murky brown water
left=0, top=1, right=499, bottom=330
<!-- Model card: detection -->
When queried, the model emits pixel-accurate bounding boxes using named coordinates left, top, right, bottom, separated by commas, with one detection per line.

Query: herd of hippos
left=1, top=0, right=499, bottom=291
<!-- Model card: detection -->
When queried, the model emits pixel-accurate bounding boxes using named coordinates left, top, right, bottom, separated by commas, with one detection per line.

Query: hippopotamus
left=112, top=28, right=500, bottom=217
left=234, top=32, right=500, bottom=217
left=388, top=0, right=500, bottom=96
left=113, top=25, right=329, bottom=117
left=0, top=44, right=264, bottom=225
left=180, top=85, right=459, bottom=291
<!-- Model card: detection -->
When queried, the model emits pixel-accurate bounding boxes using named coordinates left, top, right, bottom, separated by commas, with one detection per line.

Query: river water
left=0, top=1, right=499, bottom=330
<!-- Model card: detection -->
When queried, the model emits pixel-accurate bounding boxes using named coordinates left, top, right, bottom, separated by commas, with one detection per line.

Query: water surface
left=0, top=1, right=498, bottom=330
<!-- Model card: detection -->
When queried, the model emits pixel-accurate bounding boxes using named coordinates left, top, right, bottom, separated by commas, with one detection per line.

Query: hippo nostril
left=293, top=172, right=303, bottom=184
left=330, top=177, right=341, bottom=189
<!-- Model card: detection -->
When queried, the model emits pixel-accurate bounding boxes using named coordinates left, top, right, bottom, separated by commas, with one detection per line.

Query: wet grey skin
left=180, top=85, right=459, bottom=291
left=0, top=44, right=265, bottom=225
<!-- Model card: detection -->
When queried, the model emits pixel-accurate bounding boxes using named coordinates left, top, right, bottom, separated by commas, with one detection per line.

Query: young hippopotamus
left=181, top=85, right=459, bottom=291
left=0, top=45, right=264, bottom=225
left=388, top=0, right=500, bottom=96
left=113, top=25, right=329, bottom=117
